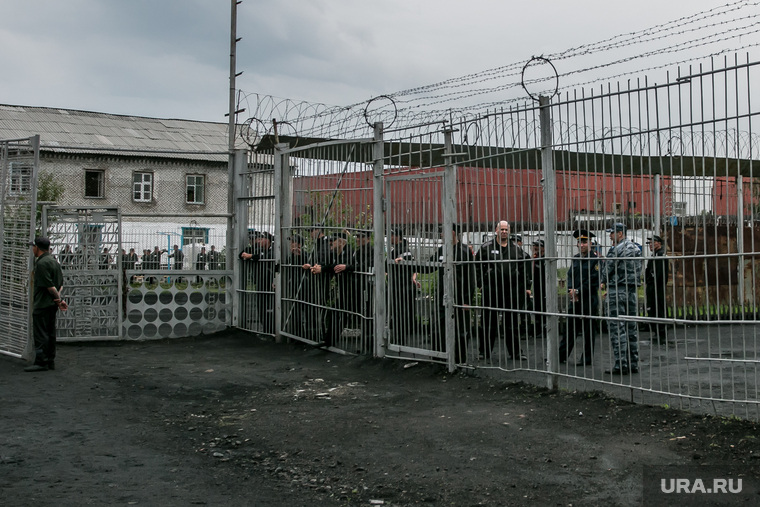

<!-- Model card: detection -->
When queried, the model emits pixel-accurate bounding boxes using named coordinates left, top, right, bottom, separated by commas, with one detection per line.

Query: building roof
left=0, top=104, right=239, bottom=162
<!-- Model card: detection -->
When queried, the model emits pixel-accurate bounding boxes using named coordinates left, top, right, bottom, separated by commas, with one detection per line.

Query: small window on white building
left=673, top=201, right=687, bottom=215
left=182, top=227, right=208, bottom=245
left=8, top=162, right=32, bottom=195
left=133, top=172, right=153, bottom=202
left=186, top=175, right=205, bottom=204
left=84, top=170, right=105, bottom=198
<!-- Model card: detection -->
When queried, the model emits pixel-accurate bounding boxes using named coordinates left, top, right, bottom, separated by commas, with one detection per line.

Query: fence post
left=372, top=122, right=387, bottom=358
left=232, top=148, right=248, bottom=328
left=737, top=174, right=745, bottom=313
left=442, top=129, right=456, bottom=372
left=274, top=143, right=291, bottom=342
left=540, top=96, right=559, bottom=391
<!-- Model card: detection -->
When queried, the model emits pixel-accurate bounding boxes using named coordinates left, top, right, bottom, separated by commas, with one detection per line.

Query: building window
left=182, top=227, right=209, bottom=245
left=133, top=172, right=153, bottom=202
left=84, top=170, right=105, bottom=198
left=8, top=162, right=32, bottom=195
left=186, top=175, right=205, bottom=204
left=673, top=201, right=687, bottom=215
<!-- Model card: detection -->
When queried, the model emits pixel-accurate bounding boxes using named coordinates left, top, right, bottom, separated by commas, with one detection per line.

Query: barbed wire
left=237, top=0, right=760, bottom=145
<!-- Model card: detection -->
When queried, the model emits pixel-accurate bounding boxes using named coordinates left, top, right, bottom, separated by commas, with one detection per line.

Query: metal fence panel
left=43, top=206, right=122, bottom=340
left=0, top=136, right=38, bottom=359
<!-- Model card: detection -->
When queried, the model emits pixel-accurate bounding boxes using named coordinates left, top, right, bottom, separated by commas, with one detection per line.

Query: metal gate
left=273, top=138, right=377, bottom=355
left=384, top=171, right=452, bottom=362
left=42, top=206, right=122, bottom=341
left=0, top=135, right=39, bottom=359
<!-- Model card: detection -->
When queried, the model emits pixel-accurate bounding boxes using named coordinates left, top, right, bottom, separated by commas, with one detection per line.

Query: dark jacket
left=474, top=239, right=529, bottom=306
left=428, top=243, right=475, bottom=306
left=567, top=251, right=600, bottom=315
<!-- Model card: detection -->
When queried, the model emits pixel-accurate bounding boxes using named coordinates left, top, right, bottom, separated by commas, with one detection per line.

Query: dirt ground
left=2, top=331, right=760, bottom=506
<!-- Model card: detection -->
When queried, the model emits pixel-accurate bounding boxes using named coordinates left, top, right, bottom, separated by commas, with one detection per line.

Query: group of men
left=25, top=222, right=669, bottom=374
left=555, top=223, right=669, bottom=375
left=120, top=245, right=222, bottom=271
left=239, top=225, right=374, bottom=348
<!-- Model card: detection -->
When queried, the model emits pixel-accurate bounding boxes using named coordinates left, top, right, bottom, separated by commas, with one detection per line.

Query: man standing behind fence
left=601, top=223, right=642, bottom=375
left=207, top=245, right=220, bottom=270
left=644, top=234, right=669, bottom=343
left=168, top=244, right=184, bottom=270
left=558, top=230, right=600, bottom=366
left=195, top=247, right=207, bottom=270
left=240, top=232, right=274, bottom=334
left=26, top=237, right=68, bottom=372
left=475, top=221, right=528, bottom=362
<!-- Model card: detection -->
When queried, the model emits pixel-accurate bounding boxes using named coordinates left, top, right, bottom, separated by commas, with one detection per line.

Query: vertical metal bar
left=540, top=96, right=558, bottom=390
left=274, top=143, right=291, bottom=342
left=117, top=208, right=123, bottom=338
left=442, top=129, right=456, bottom=372
left=232, top=149, right=248, bottom=328
left=373, top=123, right=386, bottom=358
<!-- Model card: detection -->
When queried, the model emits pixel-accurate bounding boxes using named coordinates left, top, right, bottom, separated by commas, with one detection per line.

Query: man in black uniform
left=318, top=232, right=353, bottom=346
left=388, top=227, right=418, bottom=340
left=475, top=221, right=529, bottom=361
left=282, top=234, right=306, bottom=336
left=529, top=239, right=546, bottom=339
left=26, top=237, right=68, bottom=372
left=195, top=247, right=207, bottom=270
left=168, top=244, right=184, bottom=270
left=558, top=230, right=600, bottom=365
left=239, top=231, right=274, bottom=334
left=207, top=245, right=220, bottom=270
left=240, top=232, right=275, bottom=334
left=302, top=224, right=332, bottom=345
left=644, top=234, right=669, bottom=343
left=349, top=230, right=375, bottom=350
left=510, top=233, right=533, bottom=339
left=428, top=225, right=475, bottom=363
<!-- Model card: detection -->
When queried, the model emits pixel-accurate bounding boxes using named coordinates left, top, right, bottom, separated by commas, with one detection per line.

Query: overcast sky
left=0, top=0, right=754, bottom=123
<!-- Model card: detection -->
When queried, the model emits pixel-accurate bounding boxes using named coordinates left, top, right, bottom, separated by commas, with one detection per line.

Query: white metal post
left=442, top=129, right=456, bottom=372
left=372, top=123, right=386, bottom=358
left=540, top=96, right=559, bottom=390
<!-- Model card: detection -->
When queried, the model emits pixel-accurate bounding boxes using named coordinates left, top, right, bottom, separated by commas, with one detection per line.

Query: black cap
left=572, top=229, right=596, bottom=240
left=532, top=239, right=545, bottom=247
left=606, top=223, right=627, bottom=233
left=510, top=234, right=523, bottom=242
left=330, top=232, right=348, bottom=241
left=390, top=227, right=404, bottom=237
left=29, top=236, right=50, bottom=250
left=354, top=230, right=370, bottom=238
left=311, top=222, right=323, bottom=230
left=289, top=234, right=304, bottom=245
left=646, top=234, right=663, bottom=244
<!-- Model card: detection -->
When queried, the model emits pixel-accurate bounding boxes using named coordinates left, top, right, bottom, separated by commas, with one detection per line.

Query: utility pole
left=227, top=0, right=244, bottom=295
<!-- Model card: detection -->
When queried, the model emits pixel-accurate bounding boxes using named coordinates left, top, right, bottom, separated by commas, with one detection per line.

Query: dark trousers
left=438, top=306, right=471, bottom=363
left=479, top=301, right=520, bottom=359
left=558, top=311, right=596, bottom=363
left=646, top=287, right=668, bottom=341
left=255, top=292, right=274, bottom=334
left=32, top=306, right=58, bottom=366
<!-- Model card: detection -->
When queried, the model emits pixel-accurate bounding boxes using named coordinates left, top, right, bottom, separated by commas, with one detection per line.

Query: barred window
left=182, top=227, right=208, bottom=245
left=8, top=162, right=32, bottom=195
left=84, top=170, right=105, bottom=198
left=133, top=172, right=153, bottom=202
left=186, top=174, right=205, bottom=204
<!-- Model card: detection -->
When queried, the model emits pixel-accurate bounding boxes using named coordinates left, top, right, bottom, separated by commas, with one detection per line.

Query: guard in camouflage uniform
left=601, top=223, right=642, bottom=375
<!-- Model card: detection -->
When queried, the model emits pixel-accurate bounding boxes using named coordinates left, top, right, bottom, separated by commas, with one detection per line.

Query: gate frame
left=0, top=135, right=39, bottom=360
left=42, top=205, right=123, bottom=341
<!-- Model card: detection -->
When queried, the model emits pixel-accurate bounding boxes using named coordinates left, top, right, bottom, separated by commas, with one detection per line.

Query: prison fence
left=0, top=136, right=38, bottom=360
left=239, top=55, right=760, bottom=419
